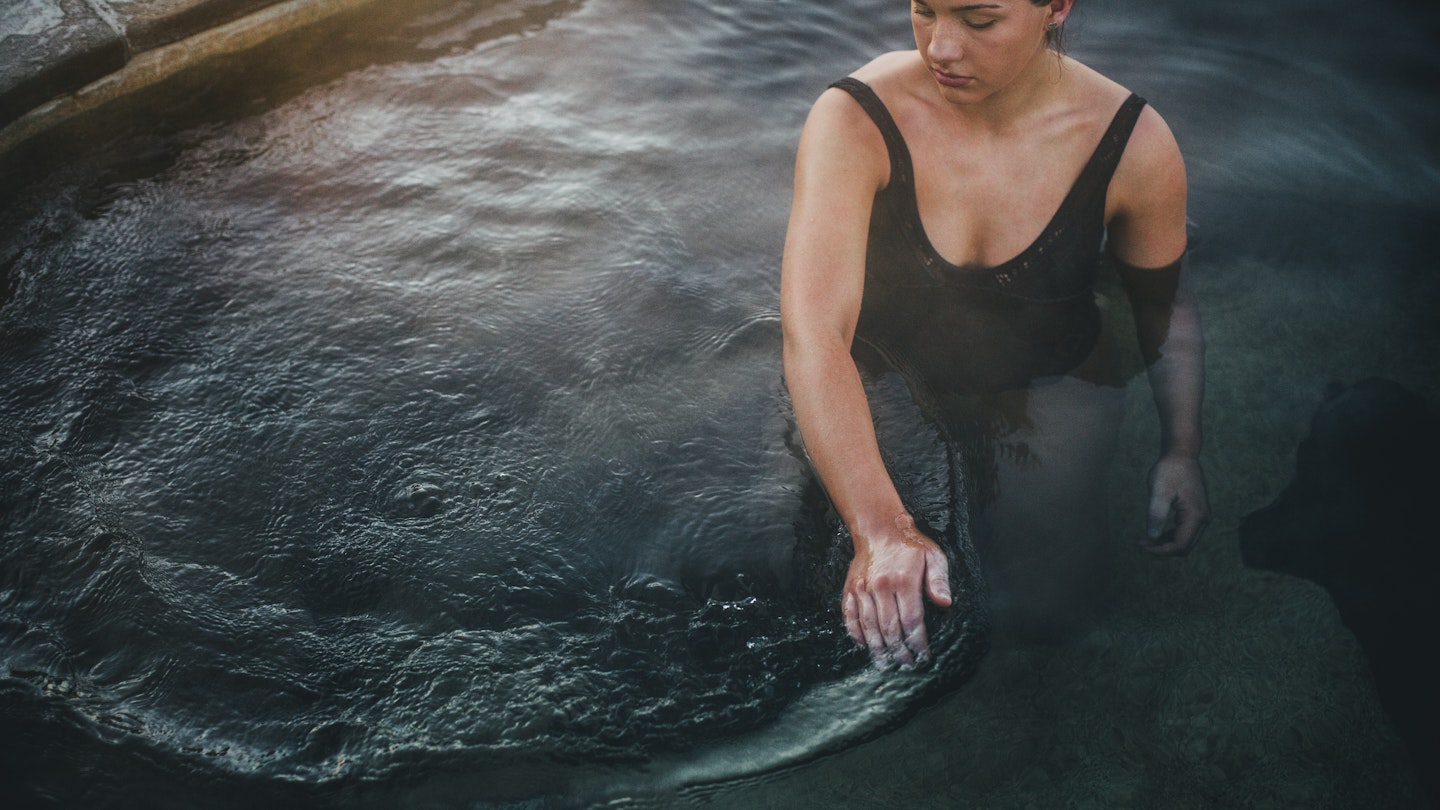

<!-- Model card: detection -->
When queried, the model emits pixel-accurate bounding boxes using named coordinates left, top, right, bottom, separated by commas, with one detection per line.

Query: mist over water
left=2, top=0, right=1437, bottom=806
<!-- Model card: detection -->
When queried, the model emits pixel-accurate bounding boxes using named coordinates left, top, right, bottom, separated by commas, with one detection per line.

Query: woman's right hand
left=842, top=513, right=952, bottom=668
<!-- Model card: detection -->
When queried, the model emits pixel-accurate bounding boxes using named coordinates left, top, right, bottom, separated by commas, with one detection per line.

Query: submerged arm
left=781, top=88, right=950, bottom=667
left=1107, top=105, right=1209, bottom=555
left=1118, top=252, right=1208, bottom=553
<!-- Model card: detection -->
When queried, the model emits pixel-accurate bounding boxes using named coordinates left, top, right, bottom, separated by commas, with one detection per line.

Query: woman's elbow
left=782, top=322, right=853, bottom=381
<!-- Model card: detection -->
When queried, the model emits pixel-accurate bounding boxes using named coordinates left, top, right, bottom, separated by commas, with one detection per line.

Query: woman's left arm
left=1106, top=105, right=1210, bottom=555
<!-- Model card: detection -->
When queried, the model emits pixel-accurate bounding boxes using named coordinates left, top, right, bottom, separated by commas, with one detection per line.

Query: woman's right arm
left=780, top=88, right=951, bottom=668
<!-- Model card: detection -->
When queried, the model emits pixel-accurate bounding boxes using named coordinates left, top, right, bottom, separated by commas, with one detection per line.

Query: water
left=2, top=0, right=1438, bottom=806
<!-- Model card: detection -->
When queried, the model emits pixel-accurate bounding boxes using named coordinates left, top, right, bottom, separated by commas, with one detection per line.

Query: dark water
left=2, top=0, right=1438, bottom=807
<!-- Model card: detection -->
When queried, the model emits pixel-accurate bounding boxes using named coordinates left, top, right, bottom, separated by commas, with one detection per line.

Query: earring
left=1046, top=21, right=1060, bottom=31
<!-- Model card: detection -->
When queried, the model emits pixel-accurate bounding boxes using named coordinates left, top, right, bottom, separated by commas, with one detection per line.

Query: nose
left=927, top=19, right=965, bottom=64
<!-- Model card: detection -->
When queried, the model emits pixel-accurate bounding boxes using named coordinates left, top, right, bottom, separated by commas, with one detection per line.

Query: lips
left=933, top=70, right=974, bottom=88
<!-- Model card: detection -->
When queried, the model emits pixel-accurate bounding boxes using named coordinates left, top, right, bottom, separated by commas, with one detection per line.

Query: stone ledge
left=0, top=0, right=127, bottom=128
left=0, top=0, right=378, bottom=165
left=105, top=0, right=285, bottom=52
left=0, top=0, right=292, bottom=131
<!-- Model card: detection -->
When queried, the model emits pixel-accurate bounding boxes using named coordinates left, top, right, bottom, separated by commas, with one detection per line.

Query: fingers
left=1145, top=457, right=1209, bottom=556
left=843, top=586, right=887, bottom=664
left=1142, top=488, right=1180, bottom=554
left=924, top=547, right=952, bottom=607
left=844, top=590, right=921, bottom=668
left=842, top=592, right=863, bottom=646
left=1146, top=487, right=1173, bottom=542
left=876, top=589, right=915, bottom=668
left=855, top=590, right=888, bottom=666
left=1143, top=491, right=1209, bottom=556
left=846, top=577, right=945, bottom=668
left=841, top=523, right=953, bottom=669
left=844, top=587, right=928, bottom=668
left=1166, top=503, right=1206, bottom=552
left=896, top=587, right=929, bottom=665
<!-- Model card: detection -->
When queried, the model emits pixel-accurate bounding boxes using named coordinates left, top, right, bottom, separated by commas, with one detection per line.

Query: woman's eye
left=966, top=20, right=996, bottom=29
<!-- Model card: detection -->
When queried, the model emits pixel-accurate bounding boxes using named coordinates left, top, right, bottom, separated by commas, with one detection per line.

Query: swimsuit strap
left=827, top=77, right=1146, bottom=207
left=828, top=78, right=915, bottom=192
left=1070, top=93, right=1148, bottom=203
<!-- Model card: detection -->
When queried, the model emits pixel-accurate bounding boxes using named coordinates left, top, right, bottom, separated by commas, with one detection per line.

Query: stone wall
left=0, top=0, right=292, bottom=129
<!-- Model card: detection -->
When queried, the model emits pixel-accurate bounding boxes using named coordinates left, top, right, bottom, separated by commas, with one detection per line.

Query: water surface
left=2, top=0, right=1437, bottom=806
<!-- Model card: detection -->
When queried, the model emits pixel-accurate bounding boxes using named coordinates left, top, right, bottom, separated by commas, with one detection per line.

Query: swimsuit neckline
left=911, top=157, right=1091, bottom=276
left=830, top=77, right=1144, bottom=281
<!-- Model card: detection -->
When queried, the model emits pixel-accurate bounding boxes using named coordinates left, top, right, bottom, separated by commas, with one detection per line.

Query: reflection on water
left=1, top=0, right=1438, bottom=806
left=2, top=0, right=981, bottom=804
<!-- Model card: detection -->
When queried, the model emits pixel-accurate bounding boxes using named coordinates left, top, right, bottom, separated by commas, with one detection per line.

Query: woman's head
left=910, top=1, right=1075, bottom=102
left=911, top=1, right=1074, bottom=58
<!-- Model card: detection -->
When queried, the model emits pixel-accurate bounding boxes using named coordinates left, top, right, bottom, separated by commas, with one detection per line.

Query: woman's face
left=910, top=0, right=1065, bottom=103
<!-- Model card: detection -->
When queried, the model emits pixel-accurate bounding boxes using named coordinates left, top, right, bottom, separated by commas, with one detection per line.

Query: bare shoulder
left=850, top=50, right=923, bottom=88
left=1121, top=103, right=1185, bottom=189
left=1061, top=58, right=1166, bottom=139
left=1064, top=59, right=1185, bottom=211
left=1057, top=57, right=1131, bottom=109
left=1066, top=62, right=1187, bottom=264
left=1109, top=101, right=1186, bottom=256
left=1107, top=101, right=1187, bottom=264
left=797, top=63, right=900, bottom=190
left=803, top=51, right=913, bottom=136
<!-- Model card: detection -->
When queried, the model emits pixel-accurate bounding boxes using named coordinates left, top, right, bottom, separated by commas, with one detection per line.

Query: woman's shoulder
left=806, top=52, right=921, bottom=145
left=1111, top=99, right=1185, bottom=217
left=1075, top=61, right=1186, bottom=263
left=1062, top=58, right=1180, bottom=165
left=848, top=50, right=924, bottom=88
left=818, top=51, right=932, bottom=138
left=1073, top=65, right=1182, bottom=184
left=796, top=59, right=912, bottom=190
left=1058, top=57, right=1135, bottom=114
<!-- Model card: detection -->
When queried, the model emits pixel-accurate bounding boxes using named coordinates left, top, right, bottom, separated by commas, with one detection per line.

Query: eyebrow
left=915, top=2, right=1004, bottom=9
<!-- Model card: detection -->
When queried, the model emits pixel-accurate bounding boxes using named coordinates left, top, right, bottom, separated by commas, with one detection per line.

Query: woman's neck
left=928, top=48, right=1068, bottom=135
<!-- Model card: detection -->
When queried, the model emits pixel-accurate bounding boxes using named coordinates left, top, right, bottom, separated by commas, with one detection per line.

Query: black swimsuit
left=828, top=77, right=1148, bottom=401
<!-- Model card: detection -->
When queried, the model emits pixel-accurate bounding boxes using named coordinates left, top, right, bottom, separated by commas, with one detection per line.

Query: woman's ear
left=1048, top=0, right=1074, bottom=27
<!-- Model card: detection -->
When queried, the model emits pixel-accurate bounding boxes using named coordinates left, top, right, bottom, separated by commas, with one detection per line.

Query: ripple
left=3, top=0, right=1435, bottom=806
left=1078, top=17, right=1440, bottom=208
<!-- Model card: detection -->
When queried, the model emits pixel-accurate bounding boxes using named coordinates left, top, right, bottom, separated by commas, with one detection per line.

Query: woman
left=781, top=0, right=1208, bottom=666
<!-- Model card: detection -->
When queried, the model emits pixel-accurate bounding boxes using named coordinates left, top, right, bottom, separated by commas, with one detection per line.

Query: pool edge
left=0, top=0, right=382, bottom=168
